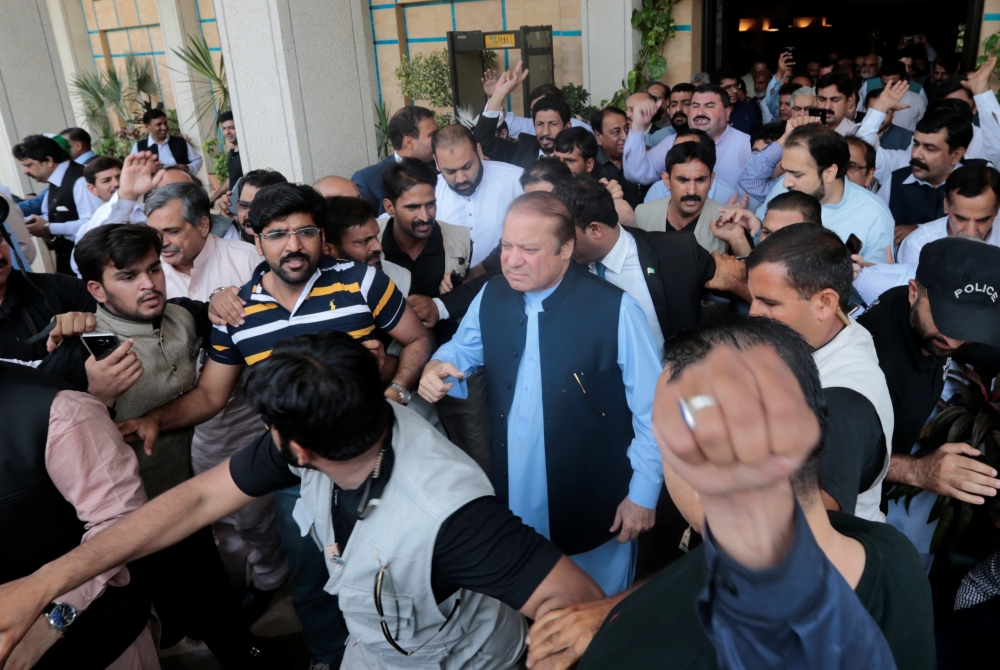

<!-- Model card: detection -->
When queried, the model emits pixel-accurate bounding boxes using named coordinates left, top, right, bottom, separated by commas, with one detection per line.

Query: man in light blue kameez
left=419, top=192, right=664, bottom=595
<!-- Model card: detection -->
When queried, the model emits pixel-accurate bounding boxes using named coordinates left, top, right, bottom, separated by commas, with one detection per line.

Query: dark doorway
left=701, top=0, right=984, bottom=74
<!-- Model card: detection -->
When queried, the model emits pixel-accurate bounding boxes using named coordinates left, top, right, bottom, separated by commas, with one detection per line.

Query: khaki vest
left=95, top=304, right=198, bottom=498
left=378, top=219, right=472, bottom=278
left=634, top=196, right=729, bottom=255
left=813, top=320, right=895, bottom=523
left=294, top=402, right=526, bottom=669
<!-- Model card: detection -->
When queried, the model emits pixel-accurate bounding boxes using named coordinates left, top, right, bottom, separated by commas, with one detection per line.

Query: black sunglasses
left=374, top=565, right=460, bottom=655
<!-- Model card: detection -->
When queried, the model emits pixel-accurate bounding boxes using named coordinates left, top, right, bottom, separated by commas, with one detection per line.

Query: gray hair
left=144, top=181, right=211, bottom=227
left=691, top=72, right=711, bottom=85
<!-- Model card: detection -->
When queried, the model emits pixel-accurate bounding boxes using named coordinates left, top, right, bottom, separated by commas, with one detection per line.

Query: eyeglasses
left=847, top=162, right=870, bottom=171
left=374, top=565, right=460, bottom=656
left=258, top=227, right=322, bottom=243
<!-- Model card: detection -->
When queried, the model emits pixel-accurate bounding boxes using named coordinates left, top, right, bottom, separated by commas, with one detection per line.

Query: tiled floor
left=158, top=582, right=313, bottom=669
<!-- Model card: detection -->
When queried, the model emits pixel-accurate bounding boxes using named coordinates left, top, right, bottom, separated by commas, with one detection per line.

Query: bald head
left=313, top=175, right=361, bottom=199
left=432, top=124, right=476, bottom=155
left=159, top=167, right=196, bottom=187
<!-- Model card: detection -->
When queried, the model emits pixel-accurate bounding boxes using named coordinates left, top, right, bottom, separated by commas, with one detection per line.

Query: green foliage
left=561, top=83, right=599, bottom=122
left=374, top=99, right=393, bottom=160
left=886, top=366, right=1000, bottom=560
left=978, top=32, right=1000, bottom=104
left=395, top=50, right=454, bottom=109
left=202, top=137, right=228, bottom=180
left=70, top=52, right=160, bottom=136
left=603, top=0, right=678, bottom=109
left=170, top=35, right=230, bottom=127
left=481, top=50, right=498, bottom=71
left=436, top=113, right=455, bottom=127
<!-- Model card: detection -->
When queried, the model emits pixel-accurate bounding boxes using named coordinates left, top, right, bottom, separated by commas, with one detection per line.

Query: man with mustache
left=432, top=124, right=524, bottom=265
left=858, top=80, right=978, bottom=245
left=624, top=84, right=752, bottom=196
left=858, top=237, right=1000, bottom=568
left=143, top=182, right=288, bottom=620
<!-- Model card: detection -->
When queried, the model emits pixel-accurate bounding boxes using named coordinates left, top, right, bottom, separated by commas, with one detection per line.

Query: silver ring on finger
left=679, top=394, right=718, bottom=431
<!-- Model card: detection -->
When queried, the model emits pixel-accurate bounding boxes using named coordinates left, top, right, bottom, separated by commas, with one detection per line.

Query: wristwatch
left=389, top=383, right=411, bottom=405
left=43, top=601, right=77, bottom=631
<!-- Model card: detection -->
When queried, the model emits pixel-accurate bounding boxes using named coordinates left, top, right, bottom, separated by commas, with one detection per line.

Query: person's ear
left=815, top=288, right=841, bottom=319
left=587, top=222, right=603, bottom=239
left=951, top=146, right=967, bottom=166
left=823, top=164, right=838, bottom=184
left=86, top=279, right=108, bottom=305
left=254, top=235, right=264, bottom=256
left=907, top=279, right=919, bottom=306
left=86, top=183, right=99, bottom=198
left=384, top=199, right=396, bottom=218
left=197, top=215, right=211, bottom=237
left=585, top=158, right=595, bottom=174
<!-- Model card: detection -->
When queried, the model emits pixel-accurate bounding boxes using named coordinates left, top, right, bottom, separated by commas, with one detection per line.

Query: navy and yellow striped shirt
left=209, top=256, right=405, bottom=367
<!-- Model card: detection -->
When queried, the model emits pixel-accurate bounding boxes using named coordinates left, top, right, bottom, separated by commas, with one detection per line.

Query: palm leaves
left=170, top=35, right=229, bottom=127
left=70, top=53, right=160, bottom=135
left=374, top=100, right=392, bottom=160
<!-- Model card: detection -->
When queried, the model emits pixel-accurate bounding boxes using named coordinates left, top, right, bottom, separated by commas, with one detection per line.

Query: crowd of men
left=3, top=34, right=1000, bottom=670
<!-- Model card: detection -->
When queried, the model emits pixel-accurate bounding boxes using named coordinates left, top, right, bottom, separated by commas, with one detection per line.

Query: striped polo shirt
left=209, top=255, right=405, bottom=366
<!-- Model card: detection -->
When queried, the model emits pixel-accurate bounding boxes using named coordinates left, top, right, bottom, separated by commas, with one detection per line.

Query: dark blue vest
left=479, top=263, right=635, bottom=555
left=889, top=162, right=989, bottom=227
left=138, top=135, right=190, bottom=165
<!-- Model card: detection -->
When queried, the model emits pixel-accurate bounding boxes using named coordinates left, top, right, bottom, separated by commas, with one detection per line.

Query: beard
left=909, top=298, right=964, bottom=358
left=270, top=251, right=317, bottom=286
left=447, top=161, right=485, bottom=196
left=809, top=182, right=826, bottom=201
left=670, top=113, right=689, bottom=131
left=106, top=288, right=165, bottom=323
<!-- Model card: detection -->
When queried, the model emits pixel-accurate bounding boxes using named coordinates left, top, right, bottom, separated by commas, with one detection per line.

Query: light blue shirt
left=432, top=279, right=664, bottom=593
left=757, top=179, right=895, bottom=264
left=74, top=150, right=96, bottom=165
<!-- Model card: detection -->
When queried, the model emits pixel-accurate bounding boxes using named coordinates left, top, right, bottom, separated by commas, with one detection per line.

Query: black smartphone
left=81, top=333, right=121, bottom=361
left=808, top=108, right=830, bottom=120
left=846, top=233, right=863, bottom=256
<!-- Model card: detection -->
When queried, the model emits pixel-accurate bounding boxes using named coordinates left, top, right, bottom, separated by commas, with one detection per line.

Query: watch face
left=49, top=602, right=77, bottom=629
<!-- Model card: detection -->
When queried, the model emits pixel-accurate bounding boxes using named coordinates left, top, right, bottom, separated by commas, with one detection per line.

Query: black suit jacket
left=473, top=113, right=540, bottom=169
left=351, top=155, right=395, bottom=215
left=625, top=226, right=716, bottom=341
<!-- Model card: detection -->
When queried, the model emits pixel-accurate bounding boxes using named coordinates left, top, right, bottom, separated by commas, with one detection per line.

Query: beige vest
left=377, top=218, right=472, bottom=278
left=634, top=196, right=729, bottom=255
left=294, top=402, right=525, bottom=669
left=95, top=304, right=198, bottom=498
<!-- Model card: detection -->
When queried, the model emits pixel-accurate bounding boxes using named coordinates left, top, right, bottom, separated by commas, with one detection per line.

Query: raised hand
left=118, top=151, right=165, bottom=201
left=871, top=80, right=910, bottom=115
left=482, top=68, right=499, bottom=97
left=778, top=114, right=821, bottom=146
left=777, top=51, right=795, bottom=79
left=487, top=60, right=530, bottom=111
left=629, top=96, right=658, bottom=133
left=963, top=55, right=997, bottom=96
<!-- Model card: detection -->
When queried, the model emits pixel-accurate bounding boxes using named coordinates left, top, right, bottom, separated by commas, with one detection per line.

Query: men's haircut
left=791, top=86, right=815, bottom=100
left=879, top=60, right=908, bottom=80
left=242, top=168, right=289, bottom=190
left=432, top=124, right=475, bottom=154
left=693, top=83, right=731, bottom=108
left=747, top=224, right=853, bottom=311
left=247, top=182, right=326, bottom=235
left=324, top=196, right=376, bottom=245
left=529, top=83, right=563, bottom=102
left=12, top=135, right=69, bottom=164
left=864, top=87, right=884, bottom=108
left=144, top=181, right=211, bottom=225
left=531, top=96, right=571, bottom=124
left=553, top=176, right=618, bottom=231
left=664, top=138, right=716, bottom=175
left=83, top=156, right=123, bottom=185
left=752, top=121, right=786, bottom=146
left=944, top=164, right=1000, bottom=203
left=939, top=75, right=971, bottom=99
left=60, top=127, right=91, bottom=147
left=590, top=106, right=627, bottom=134
left=387, top=106, right=436, bottom=151
left=846, top=137, right=876, bottom=172
left=507, top=191, right=575, bottom=247
left=926, top=97, right=974, bottom=122
left=382, top=157, right=438, bottom=204
left=670, top=82, right=696, bottom=96
left=915, top=109, right=974, bottom=152
left=675, top=127, right=711, bottom=142
left=691, top=72, right=711, bottom=85
left=936, top=51, right=962, bottom=75
left=142, top=108, right=167, bottom=124
left=519, top=156, right=573, bottom=189
left=664, top=315, right=827, bottom=449
left=245, top=332, right=393, bottom=462
left=218, top=111, right=234, bottom=124
left=767, top=191, right=823, bottom=224
left=75, top=223, right=163, bottom=284
left=162, top=163, right=202, bottom=188
left=553, top=127, right=598, bottom=161
left=815, top=72, right=854, bottom=97
left=711, top=69, right=742, bottom=85
left=778, top=82, right=800, bottom=97
left=785, top=124, right=849, bottom=179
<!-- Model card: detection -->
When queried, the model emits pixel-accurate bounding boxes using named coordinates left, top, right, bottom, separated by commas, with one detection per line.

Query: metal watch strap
left=389, top=383, right=411, bottom=405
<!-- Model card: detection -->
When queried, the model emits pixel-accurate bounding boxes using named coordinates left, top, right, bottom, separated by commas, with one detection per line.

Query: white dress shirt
left=434, top=160, right=524, bottom=265
left=896, top=215, right=1000, bottom=264
left=623, top=124, right=752, bottom=190
left=74, top=150, right=96, bottom=165
left=590, top=227, right=665, bottom=352
left=491, top=107, right=592, bottom=138
left=71, top=192, right=148, bottom=276
left=130, top=137, right=204, bottom=175
left=853, top=262, right=917, bottom=309
left=161, top=233, right=261, bottom=299
left=834, top=117, right=857, bottom=137
left=891, top=90, right=927, bottom=133
left=42, top=161, right=103, bottom=239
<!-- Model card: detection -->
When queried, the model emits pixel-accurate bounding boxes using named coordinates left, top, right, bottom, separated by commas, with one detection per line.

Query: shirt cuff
left=627, top=472, right=662, bottom=509
left=700, top=500, right=827, bottom=621
left=432, top=297, right=450, bottom=321
left=47, top=222, right=71, bottom=236
left=482, top=109, right=502, bottom=118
